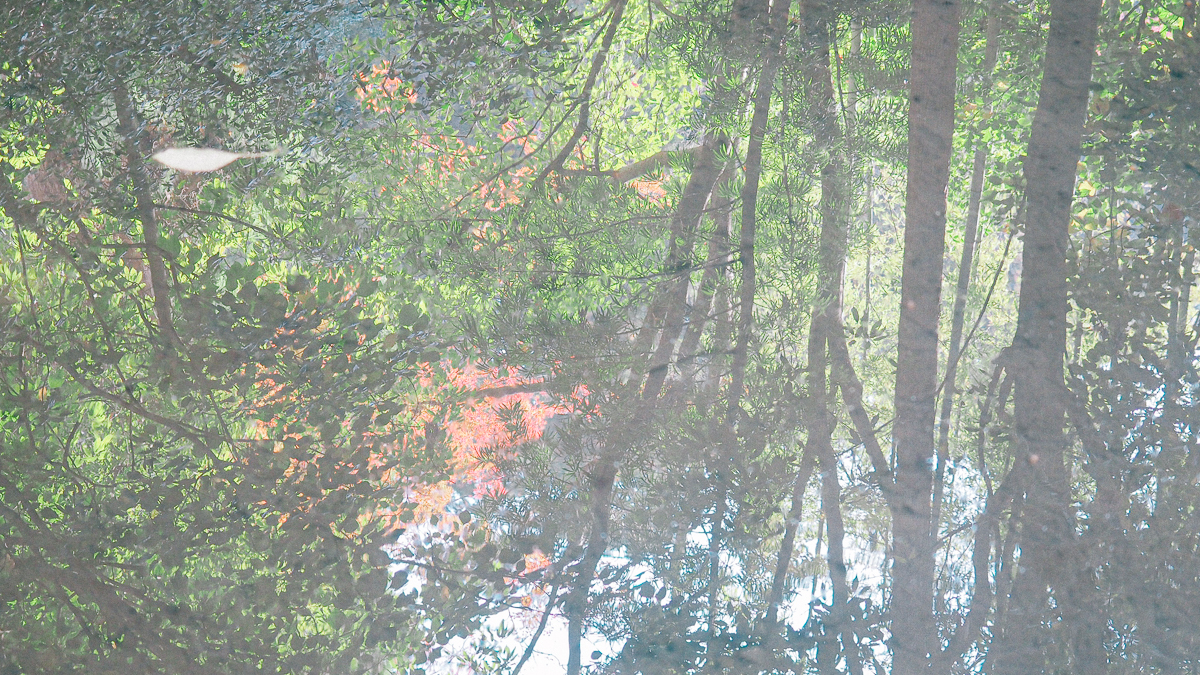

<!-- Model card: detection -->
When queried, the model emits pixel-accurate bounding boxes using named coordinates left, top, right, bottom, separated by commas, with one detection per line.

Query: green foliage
left=5, top=0, right=1200, bottom=673
left=0, top=1, right=446, bottom=673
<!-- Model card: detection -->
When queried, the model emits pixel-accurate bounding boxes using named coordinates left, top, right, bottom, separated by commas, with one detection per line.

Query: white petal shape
left=151, top=147, right=281, bottom=173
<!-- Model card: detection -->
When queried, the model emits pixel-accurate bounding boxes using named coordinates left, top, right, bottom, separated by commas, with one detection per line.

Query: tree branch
left=828, top=326, right=893, bottom=485
left=113, top=83, right=183, bottom=351
left=510, top=576, right=564, bottom=675
left=152, top=203, right=275, bottom=239
left=766, top=446, right=816, bottom=625
left=534, top=0, right=628, bottom=190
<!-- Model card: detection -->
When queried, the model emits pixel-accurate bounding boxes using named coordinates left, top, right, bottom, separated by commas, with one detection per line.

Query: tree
left=0, top=2, right=450, bottom=672
left=890, top=0, right=960, bottom=671
left=987, top=0, right=1103, bottom=671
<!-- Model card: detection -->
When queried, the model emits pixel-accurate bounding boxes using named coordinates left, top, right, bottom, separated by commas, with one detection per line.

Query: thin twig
left=510, top=576, right=564, bottom=675
left=152, top=203, right=275, bottom=239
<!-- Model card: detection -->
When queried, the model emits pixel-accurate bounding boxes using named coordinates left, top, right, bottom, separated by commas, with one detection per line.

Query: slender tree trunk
left=808, top=124, right=863, bottom=675
left=864, top=196, right=879, bottom=363
left=829, top=330, right=892, bottom=481
left=643, top=138, right=724, bottom=400
left=816, top=435, right=862, bottom=675
left=890, top=1, right=961, bottom=672
left=568, top=139, right=723, bottom=675
left=766, top=447, right=817, bottom=626
left=846, top=20, right=862, bottom=125
left=677, top=190, right=733, bottom=380
left=803, top=202, right=867, bottom=671
left=634, top=141, right=719, bottom=372
left=727, top=0, right=793, bottom=412
left=726, top=75, right=776, bottom=412
left=567, top=64, right=724, bottom=675
left=714, top=0, right=791, bottom=661
left=930, top=143, right=983, bottom=531
left=932, top=0, right=1000, bottom=542
left=989, top=0, right=1102, bottom=672
left=113, top=83, right=182, bottom=351
left=791, top=12, right=865, bottom=672
left=1166, top=216, right=1194, bottom=412
left=762, top=7, right=858, bottom=664
left=565, top=453, right=617, bottom=675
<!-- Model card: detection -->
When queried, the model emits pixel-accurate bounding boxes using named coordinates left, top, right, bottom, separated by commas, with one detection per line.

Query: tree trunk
left=718, top=0, right=791, bottom=659
left=766, top=447, right=817, bottom=626
left=805, top=45, right=862, bottom=675
left=113, top=83, right=182, bottom=351
left=565, top=455, right=617, bottom=675
left=765, top=10, right=859, bottom=669
left=726, top=38, right=785, bottom=415
left=676, top=187, right=733, bottom=383
left=890, top=1, right=961, bottom=672
left=807, top=154, right=857, bottom=672
left=642, top=137, right=724, bottom=400
left=989, top=0, right=1102, bottom=672
left=932, top=0, right=1000, bottom=544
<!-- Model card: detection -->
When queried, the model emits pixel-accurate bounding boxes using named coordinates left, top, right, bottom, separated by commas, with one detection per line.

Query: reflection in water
left=2, top=0, right=1199, bottom=673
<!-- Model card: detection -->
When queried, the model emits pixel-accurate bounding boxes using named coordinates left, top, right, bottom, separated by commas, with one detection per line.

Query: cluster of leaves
left=0, top=1, right=468, bottom=673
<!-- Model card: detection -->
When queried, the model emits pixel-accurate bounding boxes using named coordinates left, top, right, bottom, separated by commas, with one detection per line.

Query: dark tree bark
left=890, top=0, right=961, bottom=672
left=989, top=0, right=1103, bottom=672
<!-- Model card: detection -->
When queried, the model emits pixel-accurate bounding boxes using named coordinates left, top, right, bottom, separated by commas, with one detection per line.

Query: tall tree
left=891, top=0, right=961, bottom=671
left=991, top=0, right=1103, bottom=671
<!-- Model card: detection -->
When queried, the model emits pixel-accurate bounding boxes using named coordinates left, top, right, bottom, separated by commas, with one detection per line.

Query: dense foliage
left=2, top=0, right=1199, bottom=673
